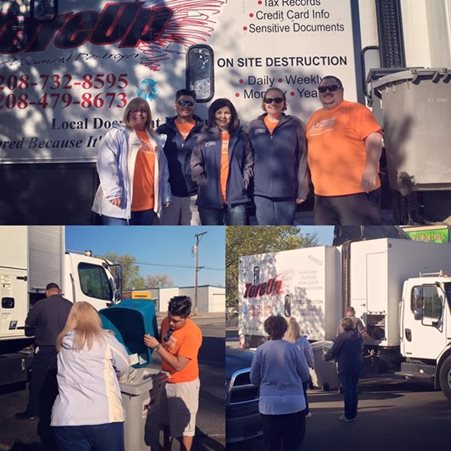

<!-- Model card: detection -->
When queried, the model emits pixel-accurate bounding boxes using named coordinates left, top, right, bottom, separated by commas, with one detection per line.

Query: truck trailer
left=0, top=0, right=450, bottom=223
left=0, top=226, right=121, bottom=385
left=238, top=238, right=451, bottom=401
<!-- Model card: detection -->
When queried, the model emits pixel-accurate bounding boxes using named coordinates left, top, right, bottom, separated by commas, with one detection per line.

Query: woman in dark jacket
left=248, top=87, right=309, bottom=225
left=190, top=98, right=253, bottom=225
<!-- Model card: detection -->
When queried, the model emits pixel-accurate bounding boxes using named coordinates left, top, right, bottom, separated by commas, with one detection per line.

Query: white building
left=124, top=285, right=225, bottom=313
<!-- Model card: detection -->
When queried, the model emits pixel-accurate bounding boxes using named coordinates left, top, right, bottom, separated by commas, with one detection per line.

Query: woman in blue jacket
left=248, top=87, right=309, bottom=225
left=190, top=98, right=253, bottom=225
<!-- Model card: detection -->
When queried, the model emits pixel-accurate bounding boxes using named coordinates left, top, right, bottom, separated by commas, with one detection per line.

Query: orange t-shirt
left=220, top=131, right=230, bottom=204
left=306, top=100, right=382, bottom=196
left=132, top=129, right=155, bottom=211
left=175, top=118, right=196, bottom=140
left=160, top=317, right=203, bottom=383
left=264, top=115, right=279, bottom=135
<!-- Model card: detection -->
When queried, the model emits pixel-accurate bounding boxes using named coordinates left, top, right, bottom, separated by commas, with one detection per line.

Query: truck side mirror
left=186, top=44, right=214, bottom=103
left=413, top=308, right=423, bottom=320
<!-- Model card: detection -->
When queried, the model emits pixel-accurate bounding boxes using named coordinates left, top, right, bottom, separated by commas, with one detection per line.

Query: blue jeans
left=254, top=196, right=296, bottom=225
left=100, top=209, right=157, bottom=226
left=53, top=422, right=124, bottom=451
left=199, top=204, right=248, bottom=225
left=338, top=372, right=360, bottom=419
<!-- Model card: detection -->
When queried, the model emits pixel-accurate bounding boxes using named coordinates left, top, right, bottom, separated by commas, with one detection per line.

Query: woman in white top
left=284, top=316, right=314, bottom=417
left=92, top=97, right=172, bottom=225
left=51, top=302, right=130, bottom=451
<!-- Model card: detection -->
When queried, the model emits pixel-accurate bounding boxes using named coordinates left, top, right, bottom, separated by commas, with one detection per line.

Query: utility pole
left=193, top=231, right=207, bottom=315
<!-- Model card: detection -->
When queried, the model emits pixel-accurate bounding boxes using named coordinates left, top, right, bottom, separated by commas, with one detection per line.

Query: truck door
left=401, top=281, right=447, bottom=360
left=0, top=268, right=28, bottom=339
left=65, top=254, right=113, bottom=310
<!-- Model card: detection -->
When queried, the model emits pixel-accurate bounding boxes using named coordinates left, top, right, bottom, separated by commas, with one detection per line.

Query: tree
left=102, top=253, right=145, bottom=291
left=144, top=273, right=174, bottom=288
left=226, top=226, right=319, bottom=312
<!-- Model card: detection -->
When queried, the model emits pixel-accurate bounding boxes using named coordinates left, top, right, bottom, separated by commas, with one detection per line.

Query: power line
left=135, top=261, right=224, bottom=272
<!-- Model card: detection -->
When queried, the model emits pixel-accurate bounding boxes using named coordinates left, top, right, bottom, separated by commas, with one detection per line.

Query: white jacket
left=92, top=124, right=172, bottom=220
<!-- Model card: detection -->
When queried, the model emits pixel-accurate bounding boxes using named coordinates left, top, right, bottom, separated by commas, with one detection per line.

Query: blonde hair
left=284, top=317, right=301, bottom=343
left=122, top=97, right=153, bottom=131
left=56, top=302, right=107, bottom=351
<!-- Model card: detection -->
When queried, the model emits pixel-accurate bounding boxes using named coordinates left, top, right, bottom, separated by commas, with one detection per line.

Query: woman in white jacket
left=51, top=302, right=130, bottom=451
left=92, top=97, right=172, bottom=225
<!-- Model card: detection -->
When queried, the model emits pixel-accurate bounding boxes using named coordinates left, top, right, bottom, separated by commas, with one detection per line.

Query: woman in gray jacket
left=248, top=87, right=309, bottom=225
left=92, top=97, right=171, bottom=225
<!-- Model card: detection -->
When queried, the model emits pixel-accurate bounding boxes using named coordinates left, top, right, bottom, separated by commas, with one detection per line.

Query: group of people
left=92, top=75, right=383, bottom=226
left=250, top=307, right=367, bottom=451
left=19, top=285, right=202, bottom=451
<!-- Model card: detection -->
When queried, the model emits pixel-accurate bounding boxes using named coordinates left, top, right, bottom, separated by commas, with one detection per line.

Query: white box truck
left=0, top=0, right=450, bottom=223
left=239, top=238, right=451, bottom=401
left=0, top=226, right=121, bottom=384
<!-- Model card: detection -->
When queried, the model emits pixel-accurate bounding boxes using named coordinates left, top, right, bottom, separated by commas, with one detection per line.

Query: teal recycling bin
left=99, top=299, right=158, bottom=368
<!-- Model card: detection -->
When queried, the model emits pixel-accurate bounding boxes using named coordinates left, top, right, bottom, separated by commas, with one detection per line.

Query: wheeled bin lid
left=99, top=299, right=158, bottom=368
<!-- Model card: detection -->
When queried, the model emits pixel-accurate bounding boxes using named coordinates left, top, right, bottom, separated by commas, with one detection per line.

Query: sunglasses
left=318, top=85, right=341, bottom=93
left=263, top=97, right=284, bottom=104
left=177, top=100, right=195, bottom=107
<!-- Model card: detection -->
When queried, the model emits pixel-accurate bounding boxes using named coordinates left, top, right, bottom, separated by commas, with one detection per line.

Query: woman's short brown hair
left=122, top=97, right=153, bottom=130
left=264, top=315, right=288, bottom=340
left=262, top=87, right=287, bottom=112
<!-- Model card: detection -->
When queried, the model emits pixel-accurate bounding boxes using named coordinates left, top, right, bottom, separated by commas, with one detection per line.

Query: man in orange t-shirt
left=144, top=296, right=202, bottom=451
left=306, top=75, right=383, bottom=225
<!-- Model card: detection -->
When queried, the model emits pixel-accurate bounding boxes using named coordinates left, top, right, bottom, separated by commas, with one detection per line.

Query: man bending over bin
left=144, top=296, right=202, bottom=451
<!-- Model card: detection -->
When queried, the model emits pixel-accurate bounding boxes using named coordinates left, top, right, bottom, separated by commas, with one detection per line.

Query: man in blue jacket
left=325, top=317, right=363, bottom=422
left=157, top=89, right=203, bottom=225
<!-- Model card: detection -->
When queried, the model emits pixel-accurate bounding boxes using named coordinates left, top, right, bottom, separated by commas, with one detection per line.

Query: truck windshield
left=78, top=263, right=112, bottom=301
left=443, top=283, right=451, bottom=311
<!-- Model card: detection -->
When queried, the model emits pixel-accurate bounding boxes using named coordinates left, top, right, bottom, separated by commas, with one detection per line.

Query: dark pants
left=198, top=204, right=248, bottom=225
left=314, top=189, right=382, bottom=225
left=261, top=411, right=306, bottom=451
left=254, top=196, right=297, bottom=225
left=302, top=380, right=310, bottom=415
left=100, top=209, right=157, bottom=225
left=338, top=372, right=360, bottom=420
left=27, top=346, right=59, bottom=450
left=53, top=422, right=125, bottom=451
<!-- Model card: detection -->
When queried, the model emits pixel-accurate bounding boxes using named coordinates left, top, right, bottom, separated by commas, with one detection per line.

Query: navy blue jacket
left=247, top=114, right=309, bottom=199
left=190, top=127, right=253, bottom=209
left=324, top=329, right=363, bottom=374
left=157, top=116, right=203, bottom=197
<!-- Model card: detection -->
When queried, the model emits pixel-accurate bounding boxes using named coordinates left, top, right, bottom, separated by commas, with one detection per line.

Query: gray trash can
left=371, top=68, right=451, bottom=192
left=99, top=301, right=167, bottom=451
left=120, top=369, right=168, bottom=451
left=310, top=341, right=339, bottom=391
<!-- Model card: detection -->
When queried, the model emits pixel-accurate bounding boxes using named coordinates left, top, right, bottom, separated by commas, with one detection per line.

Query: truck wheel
left=439, top=356, right=451, bottom=402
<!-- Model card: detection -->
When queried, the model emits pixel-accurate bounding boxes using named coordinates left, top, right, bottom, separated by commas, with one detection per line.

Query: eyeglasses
left=177, top=100, right=195, bottom=107
left=318, top=85, right=341, bottom=93
left=263, top=97, right=284, bottom=104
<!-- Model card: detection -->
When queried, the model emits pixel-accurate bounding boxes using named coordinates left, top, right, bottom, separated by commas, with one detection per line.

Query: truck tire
left=439, top=356, right=451, bottom=402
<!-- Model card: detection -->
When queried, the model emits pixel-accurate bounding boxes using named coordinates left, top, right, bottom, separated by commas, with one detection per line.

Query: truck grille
left=227, top=367, right=259, bottom=405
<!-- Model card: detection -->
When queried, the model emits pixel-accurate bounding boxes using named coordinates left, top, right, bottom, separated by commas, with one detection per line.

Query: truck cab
left=400, top=273, right=451, bottom=400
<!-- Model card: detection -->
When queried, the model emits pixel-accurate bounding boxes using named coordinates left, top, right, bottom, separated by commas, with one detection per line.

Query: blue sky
left=300, top=226, right=334, bottom=245
left=66, top=226, right=333, bottom=287
left=66, top=226, right=225, bottom=287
